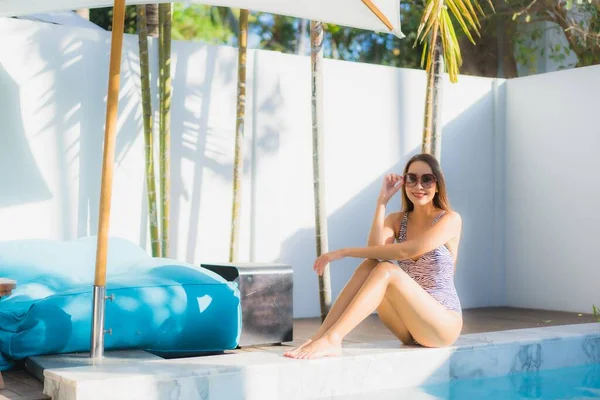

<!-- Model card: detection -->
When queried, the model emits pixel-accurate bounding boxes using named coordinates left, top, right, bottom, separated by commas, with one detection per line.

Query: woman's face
left=404, top=161, right=437, bottom=207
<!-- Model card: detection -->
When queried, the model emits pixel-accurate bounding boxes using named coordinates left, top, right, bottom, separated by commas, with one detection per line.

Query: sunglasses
left=403, top=173, right=437, bottom=189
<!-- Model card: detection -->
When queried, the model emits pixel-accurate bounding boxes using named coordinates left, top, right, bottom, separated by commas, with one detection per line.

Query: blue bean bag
left=0, top=236, right=241, bottom=370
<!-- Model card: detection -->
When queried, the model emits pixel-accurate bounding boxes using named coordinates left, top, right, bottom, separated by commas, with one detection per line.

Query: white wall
left=0, top=18, right=504, bottom=318
left=505, top=65, right=600, bottom=313
left=255, top=52, right=506, bottom=315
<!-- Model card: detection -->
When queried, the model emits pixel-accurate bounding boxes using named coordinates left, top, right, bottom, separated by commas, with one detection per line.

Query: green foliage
left=416, top=0, right=493, bottom=82
left=510, top=0, right=600, bottom=71
left=513, top=24, right=576, bottom=73
left=90, top=6, right=138, bottom=33
left=87, top=1, right=599, bottom=76
left=171, top=4, right=237, bottom=44
left=85, top=3, right=439, bottom=71
left=594, top=305, right=600, bottom=322
left=252, top=4, right=427, bottom=69
left=565, top=0, right=593, bottom=10
left=253, top=14, right=298, bottom=52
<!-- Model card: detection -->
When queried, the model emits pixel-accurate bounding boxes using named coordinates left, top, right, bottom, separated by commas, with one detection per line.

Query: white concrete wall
left=0, top=18, right=504, bottom=318
left=505, top=65, right=600, bottom=314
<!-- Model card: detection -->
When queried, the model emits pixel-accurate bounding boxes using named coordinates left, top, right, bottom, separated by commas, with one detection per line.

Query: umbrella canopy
left=0, top=0, right=404, bottom=38
left=13, top=10, right=105, bottom=29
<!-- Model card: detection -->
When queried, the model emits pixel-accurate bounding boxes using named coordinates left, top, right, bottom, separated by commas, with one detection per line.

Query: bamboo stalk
left=94, top=0, right=126, bottom=287
left=146, top=4, right=159, bottom=37
left=310, top=21, right=332, bottom=322
left=137, top=5, right=161, bottom=257
left=159, top=3, right=172, bottom=258
left=229, top=9, right=249, bottom=263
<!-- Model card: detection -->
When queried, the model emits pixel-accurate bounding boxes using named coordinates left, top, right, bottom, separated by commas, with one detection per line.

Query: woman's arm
left=350, top=211, right=461, bottom=260
left=366, top=203, right=398, bottom=246
left=367, top=173, right=403, bottom=246
left=313, top=211, right=462, bottom=275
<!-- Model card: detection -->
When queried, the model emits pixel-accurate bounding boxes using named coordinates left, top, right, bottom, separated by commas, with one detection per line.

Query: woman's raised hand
left=378, top=173, right=403, bottom=205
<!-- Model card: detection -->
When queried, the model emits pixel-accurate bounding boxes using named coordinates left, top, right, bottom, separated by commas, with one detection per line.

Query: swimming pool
left=337, top=362, right=600, bottom=399
left=418, top=362, right=600, bottom=399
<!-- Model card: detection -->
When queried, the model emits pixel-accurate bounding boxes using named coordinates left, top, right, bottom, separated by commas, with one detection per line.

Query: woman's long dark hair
left=401, top=153, right=451, bottom=212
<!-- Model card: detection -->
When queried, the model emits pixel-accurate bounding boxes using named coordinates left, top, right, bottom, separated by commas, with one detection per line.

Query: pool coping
left=27, top=322, right=600, bottom=399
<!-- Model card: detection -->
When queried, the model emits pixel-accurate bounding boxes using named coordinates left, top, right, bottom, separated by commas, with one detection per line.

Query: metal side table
left=201, top=263, right=293, bottom=347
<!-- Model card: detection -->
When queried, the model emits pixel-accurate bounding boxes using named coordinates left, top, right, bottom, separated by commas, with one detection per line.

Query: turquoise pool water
left=420, top=363, right=600, bottom=399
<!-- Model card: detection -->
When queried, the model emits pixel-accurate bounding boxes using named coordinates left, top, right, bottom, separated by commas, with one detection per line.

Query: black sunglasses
left=403, top=173, right=437, bottom=189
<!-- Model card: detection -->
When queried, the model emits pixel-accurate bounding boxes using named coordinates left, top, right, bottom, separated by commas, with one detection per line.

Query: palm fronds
left=416, top=0, right=493, bottom=82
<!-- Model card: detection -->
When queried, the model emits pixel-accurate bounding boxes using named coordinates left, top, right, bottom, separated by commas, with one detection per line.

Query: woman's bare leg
left=290, top=261, right=462, bottom=359
left=284, top=259, right=381, bottom=357
left=377, top=296, right=413, bottom=345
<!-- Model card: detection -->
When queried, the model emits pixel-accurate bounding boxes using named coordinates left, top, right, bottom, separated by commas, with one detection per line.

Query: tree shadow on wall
left=0, top=65, right=52, bottom=207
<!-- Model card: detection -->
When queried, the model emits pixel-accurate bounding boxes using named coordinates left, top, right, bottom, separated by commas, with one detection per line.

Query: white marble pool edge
left=31, top=322, right=600, bottom=400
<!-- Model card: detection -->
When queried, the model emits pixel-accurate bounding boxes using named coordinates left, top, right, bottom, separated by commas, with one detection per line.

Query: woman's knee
left=373, top=261, right=412, bottom=292
left=354, top=258, right=379, bottom=277
left=372, top=261, right=397, bottom=278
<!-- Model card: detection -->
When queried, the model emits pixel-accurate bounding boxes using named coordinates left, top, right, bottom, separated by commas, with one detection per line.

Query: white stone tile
left=540, top=335, right=600, bottom=370
left=450, top=344, right=521, bottom=380
left=47, top=369, right=212, bottom=400
left=33, top=323, right=600, bottom=400
left=457, top=323, right=600, bottom=350
left=43, top=377, right=74, bottom=400
left=217, top=367, right=280, bottom=400
left=29, top=350, right=163, bottom=382
left=32, top=350, right=162, bottom=369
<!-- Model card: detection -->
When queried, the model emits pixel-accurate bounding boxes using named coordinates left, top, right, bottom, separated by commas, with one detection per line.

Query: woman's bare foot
left=284, top=329, right=328, bottom=357
left=283, top=339, right=312, bottom=358
left=287, top=335, right=342, bottom=359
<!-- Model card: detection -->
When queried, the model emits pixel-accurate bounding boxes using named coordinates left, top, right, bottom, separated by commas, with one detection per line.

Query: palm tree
left=137, top=5, right=161, bottom=257
left=310, top=21, right=332, bottom=322
left=229, top=9, right=249, bottom=262
left=417, top=0, right=492, bottom=158
left=421, top=35, right=444, bottom=160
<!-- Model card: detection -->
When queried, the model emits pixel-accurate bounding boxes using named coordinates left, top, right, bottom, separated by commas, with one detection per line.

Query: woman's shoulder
left=386, top=211, right=405, bottom=221
left=439, top=209, right=462, bottom=228
left=442, top=209, right=461, bottom=220
left=384, top=211, right=404, bottom=230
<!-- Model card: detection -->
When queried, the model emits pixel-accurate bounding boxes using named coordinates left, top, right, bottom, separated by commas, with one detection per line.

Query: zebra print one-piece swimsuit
left=396, top=211, right=462, bottom=314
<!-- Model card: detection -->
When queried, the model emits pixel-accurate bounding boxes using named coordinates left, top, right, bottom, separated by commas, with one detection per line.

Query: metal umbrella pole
left=90, top=0, right=126, bottom=359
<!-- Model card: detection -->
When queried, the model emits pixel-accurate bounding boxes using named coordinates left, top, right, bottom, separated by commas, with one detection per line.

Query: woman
left=284, top=153, right=463, bottom=360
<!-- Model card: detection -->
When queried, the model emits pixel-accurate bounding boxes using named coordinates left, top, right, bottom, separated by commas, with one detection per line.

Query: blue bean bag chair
left=0, top=236, right=241, bottom=370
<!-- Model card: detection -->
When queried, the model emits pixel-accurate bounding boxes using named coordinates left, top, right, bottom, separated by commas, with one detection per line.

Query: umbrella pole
left=90, top=0, right=126, bottom=360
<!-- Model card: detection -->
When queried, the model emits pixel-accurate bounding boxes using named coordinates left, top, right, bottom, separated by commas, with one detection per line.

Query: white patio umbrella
left=13, top=10, right=106, bottom=30
left=0, top=0, right=403, bottom=359
left=0, top=0, right=404, bottom=38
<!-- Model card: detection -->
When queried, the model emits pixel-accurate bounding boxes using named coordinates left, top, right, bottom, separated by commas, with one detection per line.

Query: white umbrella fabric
left=0, top=0, right=404, bottom=37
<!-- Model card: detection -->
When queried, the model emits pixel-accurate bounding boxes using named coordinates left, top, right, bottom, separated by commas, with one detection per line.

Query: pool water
left=420, top=362, right=600, bottom=399
left=335, top=363, right=600, bottom=399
